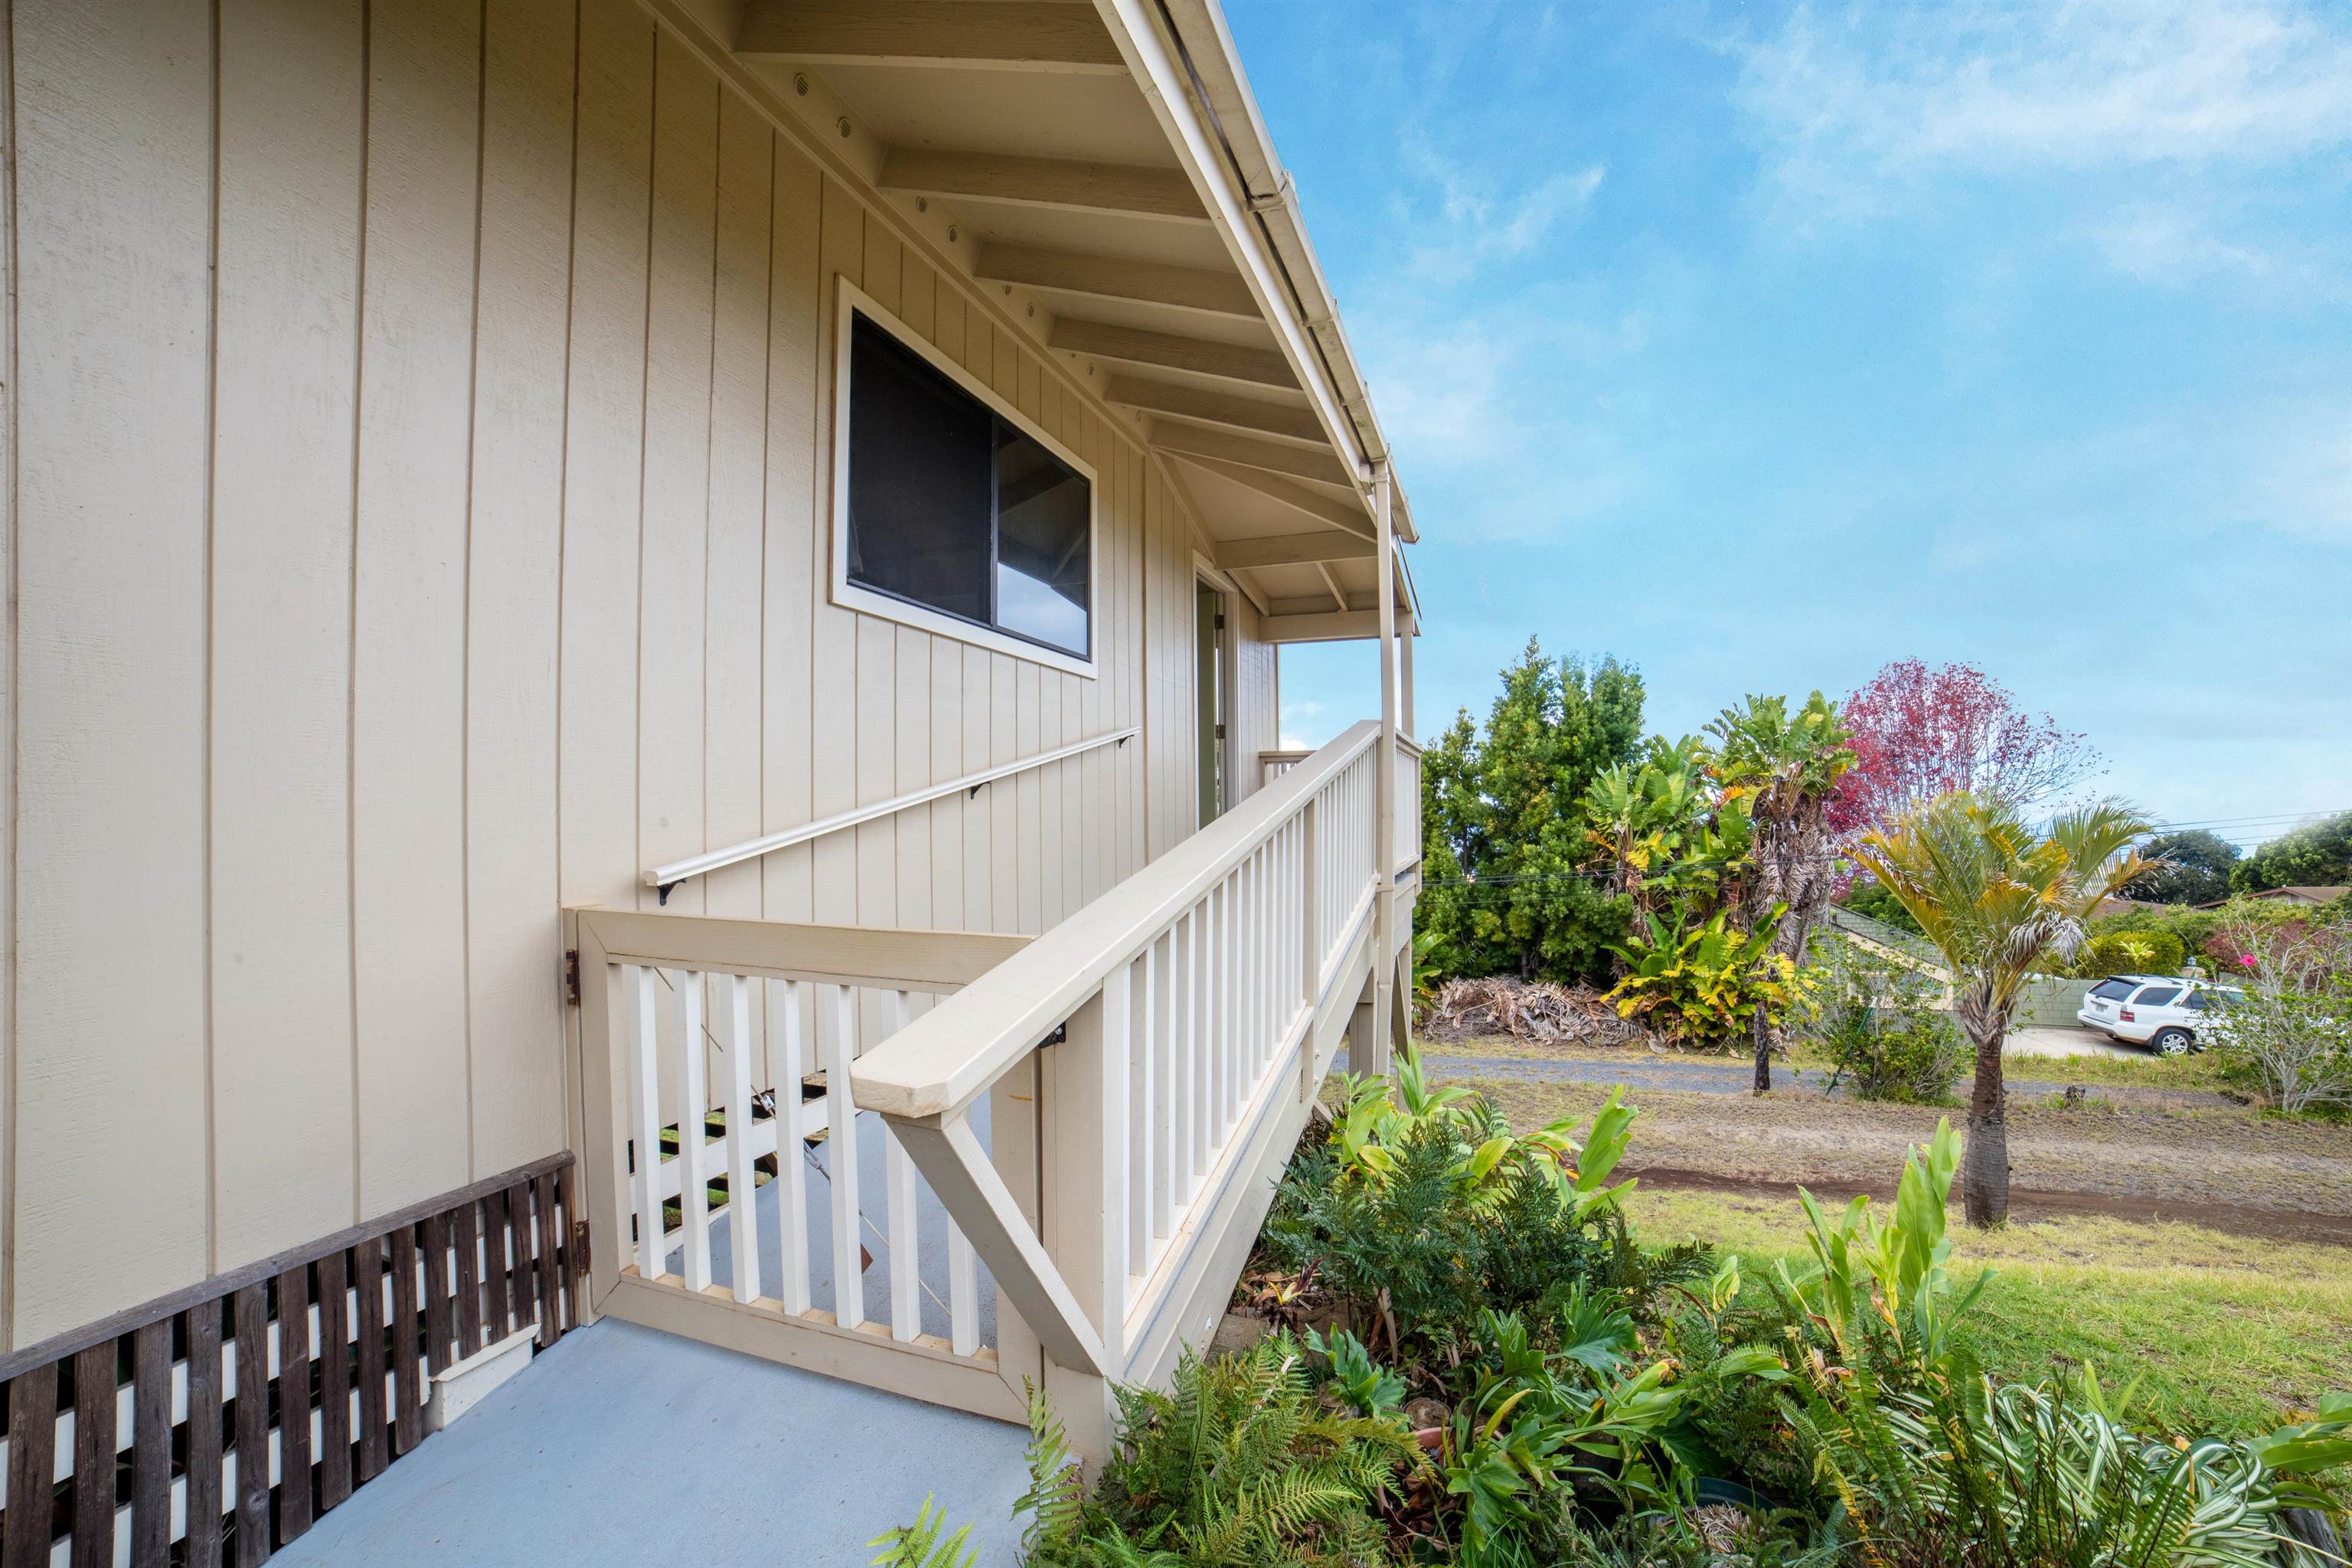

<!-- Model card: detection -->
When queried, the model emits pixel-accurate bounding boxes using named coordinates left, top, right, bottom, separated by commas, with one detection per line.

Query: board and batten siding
left=0, top=0, right=1259, bottom=1349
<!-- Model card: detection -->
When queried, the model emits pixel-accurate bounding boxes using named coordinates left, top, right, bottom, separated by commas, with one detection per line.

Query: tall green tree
left=2232, top=809, right=2352, bottom=894
left=1416, top=639, right=1646, bottom=984
left=2122, top=828, right=2239, bottom=905
left=1854, top=793, right=2151, bottom=1227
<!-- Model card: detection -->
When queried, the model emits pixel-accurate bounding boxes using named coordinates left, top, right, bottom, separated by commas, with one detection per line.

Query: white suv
left=2076, top=975, right=2239, bottom=1056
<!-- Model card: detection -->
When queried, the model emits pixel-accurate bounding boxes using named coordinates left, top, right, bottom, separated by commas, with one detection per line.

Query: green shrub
left=1808, top=933, right=1962, bottom=1102
left=2072, top=926, right=2185, bottom=978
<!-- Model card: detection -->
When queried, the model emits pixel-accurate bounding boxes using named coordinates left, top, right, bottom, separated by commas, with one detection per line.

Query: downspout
left=1151, top=0, right=1418, bottom=544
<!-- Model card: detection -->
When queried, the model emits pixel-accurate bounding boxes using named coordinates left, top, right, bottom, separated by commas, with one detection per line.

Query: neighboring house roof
left=2194, top=885, right=2349, bottom=909
left=1823, top=906, right=1952, bottom=982
left=2091, top=895, right=2171, bottom=919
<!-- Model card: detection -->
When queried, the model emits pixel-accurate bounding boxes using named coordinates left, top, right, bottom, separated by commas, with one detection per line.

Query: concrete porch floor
left=269, top=1315, right=1032, bottom=1566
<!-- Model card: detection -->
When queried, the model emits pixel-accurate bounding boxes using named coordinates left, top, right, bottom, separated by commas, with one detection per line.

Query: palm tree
left=1853, top=792, right=2151, bottom=1226
left=1708, top=694, right=1856, bottom=1093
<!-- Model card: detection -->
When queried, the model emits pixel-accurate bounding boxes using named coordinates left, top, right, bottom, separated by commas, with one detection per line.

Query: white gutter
left=1148, top=0, right=1418, bottom=545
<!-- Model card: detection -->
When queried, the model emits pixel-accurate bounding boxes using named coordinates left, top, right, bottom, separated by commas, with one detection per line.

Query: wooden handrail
left=851, top=720, right=1380, bottom=1121
left=643, top=724, right=1138, bottom=899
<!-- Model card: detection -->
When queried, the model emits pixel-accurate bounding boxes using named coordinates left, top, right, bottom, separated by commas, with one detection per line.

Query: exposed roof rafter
left=976, top=245, right=1255, bottom=318
left=879, top=149, right=1207, bottom=222
left=1148, top=420, right=1351, bottom=487
left=1102, top=376, right=1323, bottom=444
left=1161, top=450, right=1371, bottom=538
left=736, top=2, right=1126, bottom=74
left=1214, top=531, right=1374, bottom=570
left=1049, top=320, right=1293, bottom=388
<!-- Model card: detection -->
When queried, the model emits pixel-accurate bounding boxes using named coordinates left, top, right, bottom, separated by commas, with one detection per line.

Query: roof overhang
left=669, top=0, right=1417, bottom=635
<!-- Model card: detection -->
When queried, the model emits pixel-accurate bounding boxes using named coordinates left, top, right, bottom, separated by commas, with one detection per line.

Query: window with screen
left=842, top=307, right=1093, bottom=663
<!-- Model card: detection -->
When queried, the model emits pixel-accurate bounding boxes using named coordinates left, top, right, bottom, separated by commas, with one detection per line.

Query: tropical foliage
left=900, top=1086, right=2350, bottom=1568
left=2233, top=809, right=2352, bottom=896
left=1851, top=792, right=2152, bottom=1226
left=1416, top=641, right=1648, bottom=985
left=1707, top=693, right=1857, bottom=1087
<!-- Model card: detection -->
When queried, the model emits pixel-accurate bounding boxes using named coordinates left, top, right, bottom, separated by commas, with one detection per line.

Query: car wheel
left=2150, top=1027, right=2193, bottom=1057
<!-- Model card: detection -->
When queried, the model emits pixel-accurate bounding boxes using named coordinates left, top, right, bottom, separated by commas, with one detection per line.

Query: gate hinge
left=564, top=948, right=581, bottom=1005
left=1214, top=723, right=1227, bottom=740
left=1214, top=612, right=1226, bottom=631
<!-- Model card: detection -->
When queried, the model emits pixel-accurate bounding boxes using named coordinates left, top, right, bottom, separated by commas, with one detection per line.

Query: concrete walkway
left=269, top=1317, right=1032, bottom=1567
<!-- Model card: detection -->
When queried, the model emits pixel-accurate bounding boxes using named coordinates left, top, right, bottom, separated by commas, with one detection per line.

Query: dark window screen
left=845, top=311, right=1090, bottom=658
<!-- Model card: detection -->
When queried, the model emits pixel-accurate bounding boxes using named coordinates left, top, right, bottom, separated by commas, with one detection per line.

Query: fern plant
left=865, top=1495, right=978, bottom=1568
left=1075, top=1336, right=1417, bottom=1567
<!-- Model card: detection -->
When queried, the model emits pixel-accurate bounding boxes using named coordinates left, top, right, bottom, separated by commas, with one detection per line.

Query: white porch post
left=1370, top=462, right=1397, bottom=1077
left=1400, top=612, right=1415, bottom=739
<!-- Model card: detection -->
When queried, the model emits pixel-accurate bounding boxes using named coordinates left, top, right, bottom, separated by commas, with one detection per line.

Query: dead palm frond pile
left=1419, top=977, right=1648, bottom=1047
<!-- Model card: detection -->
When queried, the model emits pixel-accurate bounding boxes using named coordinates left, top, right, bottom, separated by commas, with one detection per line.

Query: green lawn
left=1628, top=1187, right=2352, bottom=1435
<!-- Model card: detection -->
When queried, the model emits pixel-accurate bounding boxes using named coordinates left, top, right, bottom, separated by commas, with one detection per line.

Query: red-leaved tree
left=1828, top=659, right=2100, bottom=838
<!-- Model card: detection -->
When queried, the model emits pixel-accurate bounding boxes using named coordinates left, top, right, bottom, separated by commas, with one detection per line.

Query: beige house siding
left=1, top=0, right=1265, bottom=1349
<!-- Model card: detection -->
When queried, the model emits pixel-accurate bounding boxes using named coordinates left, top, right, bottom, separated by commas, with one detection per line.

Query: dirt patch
left=1631, top=1165, right=2352, bottom=1247
left=1459, top=1076, right=2352, bottom=1233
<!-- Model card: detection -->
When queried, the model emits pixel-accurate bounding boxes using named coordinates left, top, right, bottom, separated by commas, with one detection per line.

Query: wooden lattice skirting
left=0, top=1152, right=583, bottom=1568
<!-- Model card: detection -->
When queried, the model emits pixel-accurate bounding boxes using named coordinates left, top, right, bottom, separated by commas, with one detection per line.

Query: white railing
left=571, top=723, right=1410, bottom=1447
left=1257, top=748, right=1308, bottom=789
left=852, top=721, right=1392, bottom=1457
left=572, top=915, right=1035, bottom=1421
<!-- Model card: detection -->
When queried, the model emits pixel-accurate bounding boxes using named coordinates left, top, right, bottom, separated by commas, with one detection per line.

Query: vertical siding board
left=351, top=0, right=484, bottom=1216
left=1016, top=661, right=1042, bottom=933
left=760, top=139, right=822, bottom=930
left=466, top=0, right=580, bottom=1179
left=703, top=91, right=774, bottom=946
left=556, top=0, right=655, bottom=914
left=808, top=178, right=862, bottom=929
left=10, top=0, right=214, bottom=1342
left=209, top=0, right=365, bottom=1273
left=636, top=36, right=719, bottom=920
left=893, top=256, right=936, bottom=933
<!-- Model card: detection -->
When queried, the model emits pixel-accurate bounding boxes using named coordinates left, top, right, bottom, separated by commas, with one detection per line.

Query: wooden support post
left=1040, top=978, right=1128, bottom=1472
left=1370, top=461, right=1397, bottom=1078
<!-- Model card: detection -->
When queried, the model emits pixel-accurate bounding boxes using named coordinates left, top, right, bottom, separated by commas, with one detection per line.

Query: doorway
left=1195, top=580, right=1224, bottom=826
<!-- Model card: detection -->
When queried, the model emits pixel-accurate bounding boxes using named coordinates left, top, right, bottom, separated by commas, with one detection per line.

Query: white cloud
left=2258, top=411, right=2352, bottom=541
left=1736, top=1, right=2352, bottom=224
left=1401, top=154, right=1606, bottom=285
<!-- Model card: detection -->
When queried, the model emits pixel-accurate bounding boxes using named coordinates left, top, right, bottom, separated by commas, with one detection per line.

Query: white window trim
left=829, top=277, right=1101, bottom=680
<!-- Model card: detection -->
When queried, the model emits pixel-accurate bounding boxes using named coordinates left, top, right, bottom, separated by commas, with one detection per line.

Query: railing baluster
left=722, top=973, right=760, bottom=1304
left=825, top=983, right=865, bottom=1330
left=1152, top=929, right=1176, bottom=1245
left=948, top=1168, right=980, bottom=1358
left=676, top=971, right=714, bottom=1292
left=885, top=989, right=920, bottom=1342
left=627, top=964, right=667, bottom=1281
left=1191, top=902, right=1209, bottom=1187
left=1129, top=942, right=1155, bottom=1274
left=773, top=978, right=812, bottom=1314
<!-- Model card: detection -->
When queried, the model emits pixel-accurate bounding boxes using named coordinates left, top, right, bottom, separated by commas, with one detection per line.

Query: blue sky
left=1233, top=0, right=2352, bottom=850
